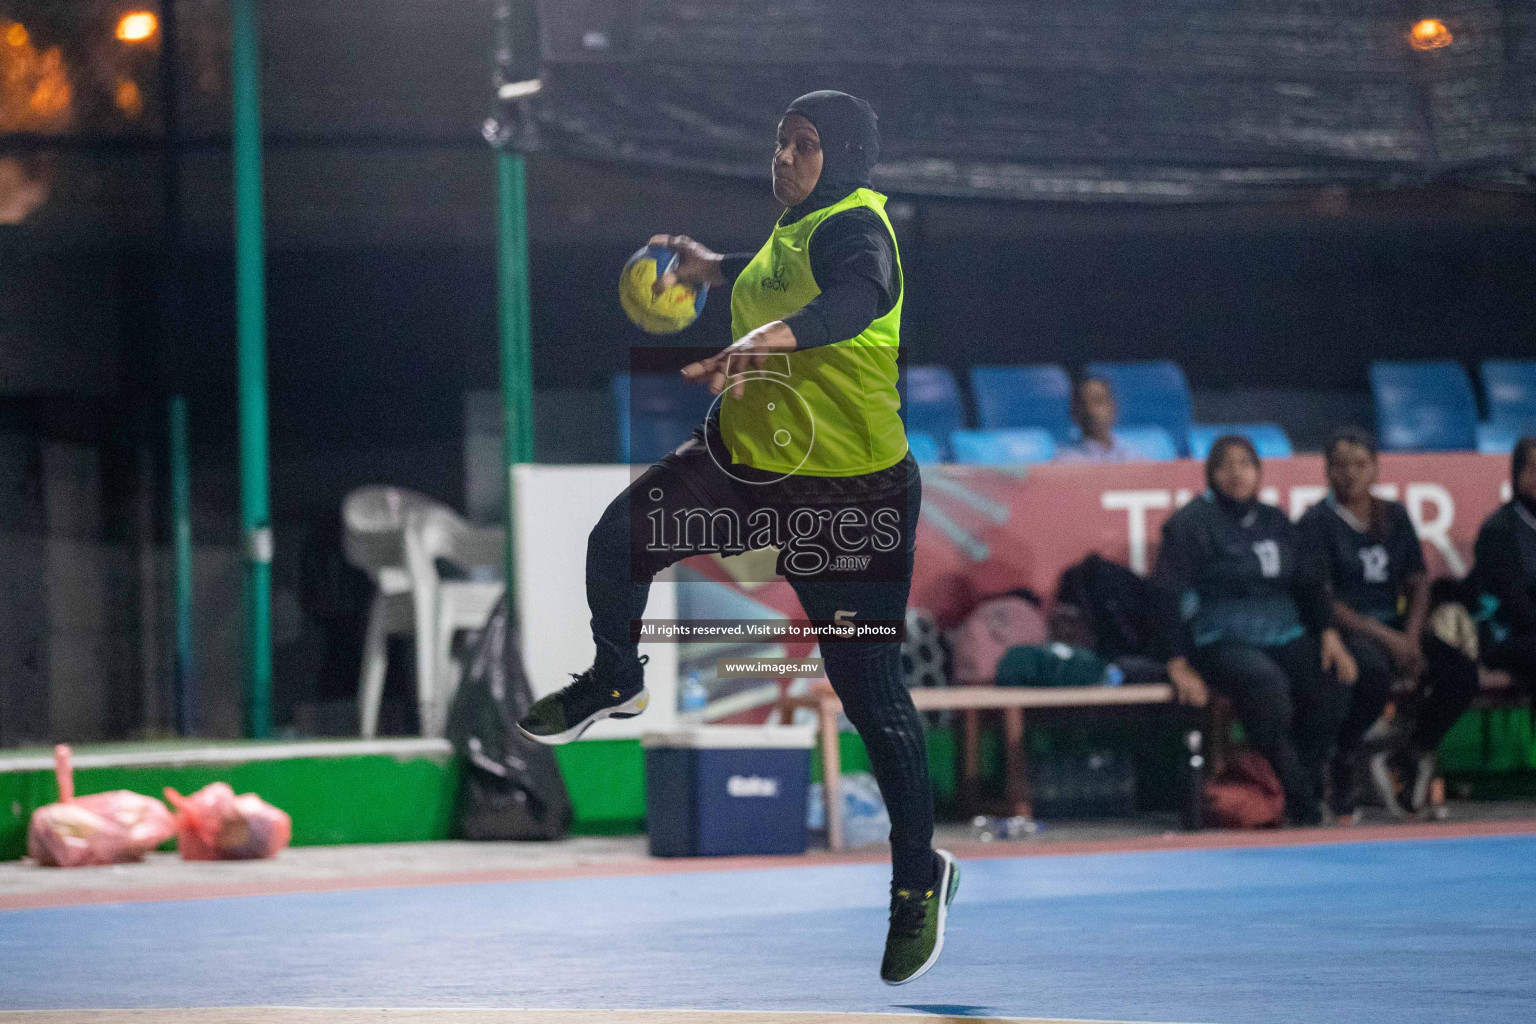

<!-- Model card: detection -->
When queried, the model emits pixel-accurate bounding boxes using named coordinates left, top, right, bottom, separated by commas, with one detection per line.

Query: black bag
left=1055, top=554, right=1171, bottom=661
left=445, top=597, right=573, bottom=840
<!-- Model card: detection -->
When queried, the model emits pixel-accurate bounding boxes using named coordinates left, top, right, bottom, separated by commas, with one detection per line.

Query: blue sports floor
left=2, top=835, right=1533, bottom=1023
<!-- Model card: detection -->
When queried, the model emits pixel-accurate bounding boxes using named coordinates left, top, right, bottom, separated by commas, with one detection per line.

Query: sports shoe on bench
left=517, top=656, right=650, bottom=746
left=881, top=848, right=960, bottom=985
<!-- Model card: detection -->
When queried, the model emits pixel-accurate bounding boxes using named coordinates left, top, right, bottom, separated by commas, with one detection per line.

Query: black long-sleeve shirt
left=1473, top=500, right=1536, bottom=637
left=721, top=207, right=900, bottom=348
left=1152, top=494, right=1331, bottom=657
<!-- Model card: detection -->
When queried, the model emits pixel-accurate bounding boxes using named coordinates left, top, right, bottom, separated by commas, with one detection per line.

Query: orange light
left=1409, top=18, right=1452, bottom=51
left=4, top=21, right=28, bottom=47
left=27, top=65, right=71, bottom=118
left=114, top=78, right=143, bottom=119
left=115, top=11, right=158, bottom=43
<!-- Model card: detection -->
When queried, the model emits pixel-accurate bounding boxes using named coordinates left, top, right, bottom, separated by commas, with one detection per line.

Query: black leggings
left=585, top=434, right=935, bottom=888
left=1340, top=632, right=1480, bottom=757
left=1191, top=634, right=1351, bottom=820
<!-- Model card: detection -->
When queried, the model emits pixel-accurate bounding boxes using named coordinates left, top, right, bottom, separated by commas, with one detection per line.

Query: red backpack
left=1204, top=748, right=1286, bottom=828
left=949, top=593, right=1049, bottom=684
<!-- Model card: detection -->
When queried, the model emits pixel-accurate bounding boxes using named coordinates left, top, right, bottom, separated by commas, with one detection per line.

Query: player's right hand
left=649, top=234, right=726, bottom=294
left=681, top=320, right=798, bottom=399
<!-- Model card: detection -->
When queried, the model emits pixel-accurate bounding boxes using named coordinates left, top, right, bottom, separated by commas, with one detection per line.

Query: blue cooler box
left=643, top=725, right=815, bottom=857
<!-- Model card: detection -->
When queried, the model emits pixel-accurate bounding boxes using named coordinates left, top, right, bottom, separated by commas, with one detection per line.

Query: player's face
left=1326, top=441, right=1377, bottom=503
left=1210, top=444, right=1260, bottom=504
left=773, top=115, right=823, bottom=207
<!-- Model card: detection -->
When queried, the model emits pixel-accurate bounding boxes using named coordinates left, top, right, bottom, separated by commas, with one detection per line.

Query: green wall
left=1, top=750, right=460, bottom=861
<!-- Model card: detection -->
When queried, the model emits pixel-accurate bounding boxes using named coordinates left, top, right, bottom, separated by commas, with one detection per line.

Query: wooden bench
left=781, top=666, right=1528, bottom=850
left=775, top=682, right=1175, bottom=851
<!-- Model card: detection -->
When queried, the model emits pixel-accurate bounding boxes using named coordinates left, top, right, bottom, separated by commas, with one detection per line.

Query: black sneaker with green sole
left=517, top=658, right=650, bottom=746
left=881, top=848, right=959, bottom=985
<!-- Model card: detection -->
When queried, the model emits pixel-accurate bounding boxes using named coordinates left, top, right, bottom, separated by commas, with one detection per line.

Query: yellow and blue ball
left=618, top=244, right=708, bottom=334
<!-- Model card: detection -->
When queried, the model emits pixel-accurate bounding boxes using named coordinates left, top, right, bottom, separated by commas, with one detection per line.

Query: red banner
left=909, top=454, right=1515, bottom=628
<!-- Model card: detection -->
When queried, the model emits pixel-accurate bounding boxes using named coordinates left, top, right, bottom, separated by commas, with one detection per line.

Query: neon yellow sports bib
left=723, top=188, right=905, bottom=477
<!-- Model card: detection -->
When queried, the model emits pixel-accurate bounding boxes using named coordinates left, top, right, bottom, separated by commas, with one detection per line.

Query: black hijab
left=1206, top=434, right=1262, bottom=520
left=1514, top=436, right=1536, bottom=517
left=779, top=90, right=879, bottom=224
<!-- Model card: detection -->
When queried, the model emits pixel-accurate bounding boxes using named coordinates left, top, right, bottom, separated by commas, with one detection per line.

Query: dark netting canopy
left=528, top=0, right=1536, bottom=202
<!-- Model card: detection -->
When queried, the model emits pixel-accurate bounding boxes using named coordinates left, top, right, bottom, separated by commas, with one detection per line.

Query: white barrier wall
left=512, top=464, right=678, bottom=738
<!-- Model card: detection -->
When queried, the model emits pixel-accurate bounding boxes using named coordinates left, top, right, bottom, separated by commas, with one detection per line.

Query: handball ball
left=619, top=244, right=708, bottom=334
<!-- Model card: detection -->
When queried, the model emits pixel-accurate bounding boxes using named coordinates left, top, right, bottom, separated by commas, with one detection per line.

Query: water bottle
left=1104, top=663, right=1125, bottom=687
left=1179, top=729, right=1205, bottom=831
left=680, top=671, right=708, bottom=718
left=1003, top=815, right=1038, bottom=839
left=970, top=814, right=1040, bottom=842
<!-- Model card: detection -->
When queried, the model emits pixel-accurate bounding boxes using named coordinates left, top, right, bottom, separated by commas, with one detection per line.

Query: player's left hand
left=1320, top=628, right=1359, bottom=685
left=681, top=321, right=798, bottom=398
left=648, top=234, right=726, bottom=294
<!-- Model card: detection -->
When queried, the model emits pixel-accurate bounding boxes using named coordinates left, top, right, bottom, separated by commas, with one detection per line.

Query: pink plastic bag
left=164, top=782, right=291, bottom=860
left=949, top=594, right=1049, bottom=684
left=27, top=745, right=175, bottom=867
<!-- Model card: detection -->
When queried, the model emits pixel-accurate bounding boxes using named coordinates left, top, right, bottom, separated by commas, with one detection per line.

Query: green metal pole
left=232, top=0, right=272, bottom=738
left=497, top=150, right=534, bottom=596
left=170, top=396, right=195, bottom=735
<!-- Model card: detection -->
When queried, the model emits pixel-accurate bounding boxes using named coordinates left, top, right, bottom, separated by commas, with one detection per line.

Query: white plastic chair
left=401, top=504, right=505, bottom=737
left=344, top=486, right=430, bottom=738
left=343, top=486, right=505, bottom=738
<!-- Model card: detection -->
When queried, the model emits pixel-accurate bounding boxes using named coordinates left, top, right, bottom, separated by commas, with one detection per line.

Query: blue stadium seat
left=611, top=372, right=714, bottom=463
left=903, top=365, right=966, bottom=458
left=1188, top=423, right=1293, bottom=460
left=1480, top=360, right=1536, bottom=427
left=1369, top=361, right=1479, bottom=453
left=1476, top=421, right=1533, bottom=456
left=906, top=430, right=943, bottom=464
left=1112, top=426, right=1179, bottom=462
left=969, top=364, right=1074, bottom=441
left=950, top=428, right=1056, bottom=465
left=1085, top=361, right=1193, bottom=456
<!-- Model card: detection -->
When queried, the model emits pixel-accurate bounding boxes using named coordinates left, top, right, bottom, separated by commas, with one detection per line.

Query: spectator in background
left=1298, top=428, right=1478, bottom=818
left=1056, top=377, right=1136, bottom=463
left=1473, top=436, right=1536, bottom=689
left=1153, top=435, right=1357, bottom=825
